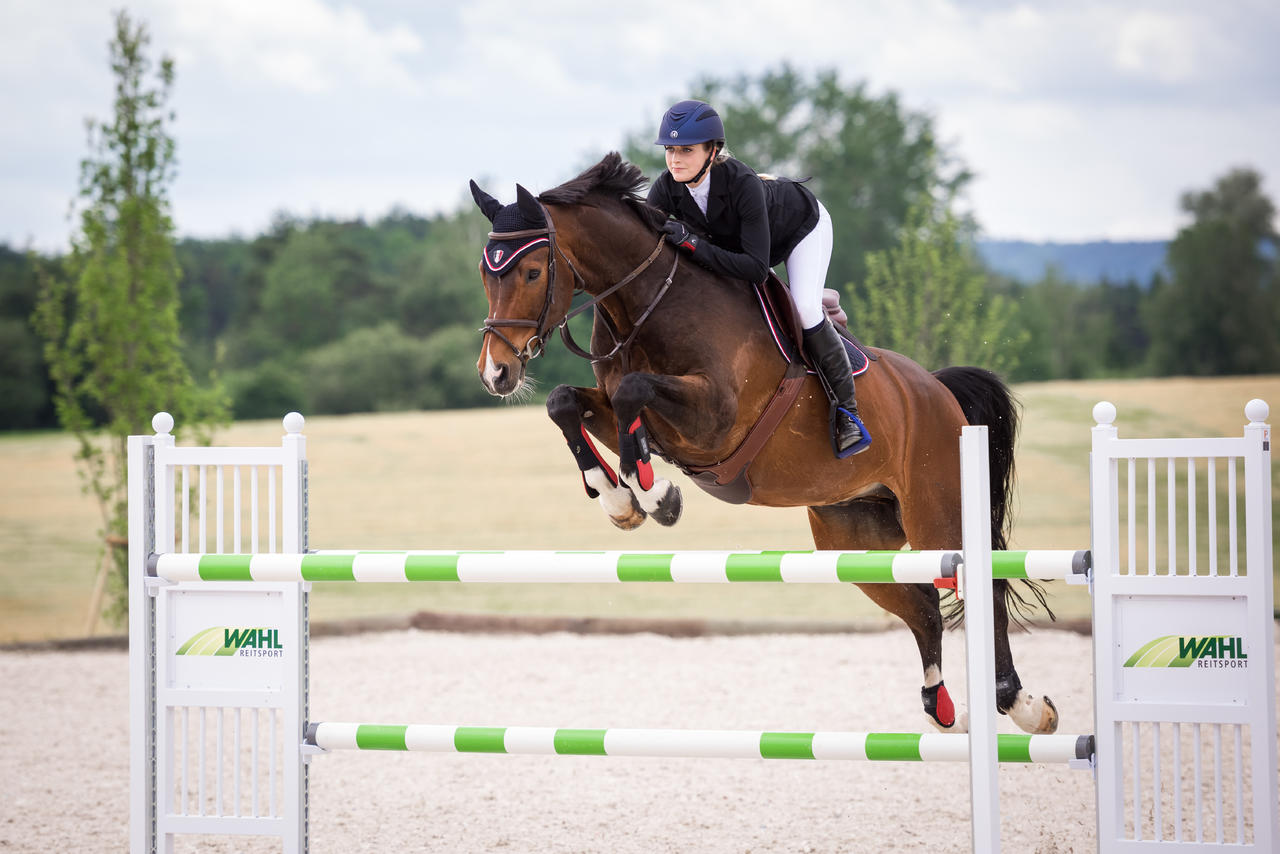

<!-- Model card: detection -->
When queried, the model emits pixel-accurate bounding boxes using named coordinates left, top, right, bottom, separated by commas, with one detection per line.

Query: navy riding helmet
left=654, top=99, right=725, bottom=146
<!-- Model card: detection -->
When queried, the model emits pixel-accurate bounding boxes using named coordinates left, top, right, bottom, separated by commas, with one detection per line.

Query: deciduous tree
left=32, top=11, right=226, bottom=625
left=849, top=204, right=1024, bottom=374
left=1147, top=168, right=1279, bottom=375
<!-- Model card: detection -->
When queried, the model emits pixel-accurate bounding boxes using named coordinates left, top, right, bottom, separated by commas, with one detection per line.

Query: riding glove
left=661, top=220, right=699, bottom=253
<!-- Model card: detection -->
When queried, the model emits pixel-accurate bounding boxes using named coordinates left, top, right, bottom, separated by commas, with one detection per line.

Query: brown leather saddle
left=678, top=274, right=875, bottom=503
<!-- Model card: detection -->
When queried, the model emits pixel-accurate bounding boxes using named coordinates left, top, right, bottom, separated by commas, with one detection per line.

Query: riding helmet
left=654, top=99, right=725, bottom=146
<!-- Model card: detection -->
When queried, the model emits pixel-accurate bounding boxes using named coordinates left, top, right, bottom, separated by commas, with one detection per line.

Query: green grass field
left=2, top=375, right=1277, bottom=643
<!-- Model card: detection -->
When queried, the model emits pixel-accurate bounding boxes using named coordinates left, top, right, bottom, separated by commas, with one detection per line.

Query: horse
left=469, top=152, right=1057, bottom=735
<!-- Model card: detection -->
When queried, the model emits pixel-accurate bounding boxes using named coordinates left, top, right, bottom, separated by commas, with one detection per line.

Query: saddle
left=679, top=274, right=875, bottom=503
left=756, top=277, right=874, bottom=376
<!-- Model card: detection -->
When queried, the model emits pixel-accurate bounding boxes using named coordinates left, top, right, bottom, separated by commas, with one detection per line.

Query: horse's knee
left=546, top=384, right=580, bottom=429
left=610, top=373, right=656, bottom=420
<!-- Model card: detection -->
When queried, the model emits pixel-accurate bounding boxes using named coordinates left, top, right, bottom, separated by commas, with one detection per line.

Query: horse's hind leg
left=807, top=501, right=964, bottom=733
left=546, top=384, right=647, bottom=530
left=991, top=581, right=1059, bottom=734
left=900, top=488, right=1059, bottom=735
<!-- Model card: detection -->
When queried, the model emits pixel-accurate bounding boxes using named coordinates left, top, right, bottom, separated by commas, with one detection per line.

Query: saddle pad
left=752, top=284, right=870, bottom=377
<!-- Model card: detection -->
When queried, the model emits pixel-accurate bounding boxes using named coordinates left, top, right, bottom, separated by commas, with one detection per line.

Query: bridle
left=481, top=201, right=679, bottom=366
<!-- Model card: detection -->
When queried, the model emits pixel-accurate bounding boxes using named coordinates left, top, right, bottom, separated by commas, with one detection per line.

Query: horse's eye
left=526, top=268, right=541, bottom=283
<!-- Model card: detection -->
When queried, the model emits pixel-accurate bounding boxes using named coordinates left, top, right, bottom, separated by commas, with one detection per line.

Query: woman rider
left=647, top=99, right=868, bottom=458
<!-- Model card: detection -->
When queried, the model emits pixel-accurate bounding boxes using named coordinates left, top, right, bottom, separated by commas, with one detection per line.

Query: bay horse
left=469, top=152, right=1057, bottom=735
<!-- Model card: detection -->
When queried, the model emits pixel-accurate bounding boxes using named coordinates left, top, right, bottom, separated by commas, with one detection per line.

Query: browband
left=488, top=227, right=550, bottom=241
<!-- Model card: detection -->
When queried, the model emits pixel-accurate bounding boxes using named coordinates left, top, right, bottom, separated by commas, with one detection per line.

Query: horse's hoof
left=649, top=482, right=682, bottom=527
left=1006, top=691, right=1059, bottom=734
left=587, top=469, right=648, bottom=531
left=609, top=512, right=647, bottom=531
left=608, top=491, right=648, bottom=531
left=625, top=476, right=682, bottom=527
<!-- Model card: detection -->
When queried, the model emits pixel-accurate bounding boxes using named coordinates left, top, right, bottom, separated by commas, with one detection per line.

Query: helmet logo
left=669, top=130, right=678, bottom=138
left=492, top=249, right=504, bottom=264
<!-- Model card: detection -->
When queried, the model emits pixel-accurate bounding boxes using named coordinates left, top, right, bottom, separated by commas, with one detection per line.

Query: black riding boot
left=802, top=319, right=867, bottom=457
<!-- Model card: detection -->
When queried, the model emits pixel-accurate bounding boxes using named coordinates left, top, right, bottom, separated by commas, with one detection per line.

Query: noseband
left=482, top=202, right=677, bottom=366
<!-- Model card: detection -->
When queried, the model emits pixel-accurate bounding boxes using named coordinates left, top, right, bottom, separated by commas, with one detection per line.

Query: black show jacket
left=647, top=156, right=820, bottom=284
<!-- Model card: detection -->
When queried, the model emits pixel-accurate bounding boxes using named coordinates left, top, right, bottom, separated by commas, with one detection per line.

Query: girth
left=678, top=358, right=809, bottom=504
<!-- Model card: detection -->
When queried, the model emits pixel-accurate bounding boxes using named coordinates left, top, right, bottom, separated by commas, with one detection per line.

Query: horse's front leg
left=546, top=384, right=648, bottom=530
left=606, top=371, right=727, bottom=528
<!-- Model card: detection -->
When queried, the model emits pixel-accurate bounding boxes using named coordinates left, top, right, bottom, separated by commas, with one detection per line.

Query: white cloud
left=1113, top=11, right=1203, bottom=84
left=2, top=0, right=1278, bottom=250
left=163, top=0, right=425, bottom=96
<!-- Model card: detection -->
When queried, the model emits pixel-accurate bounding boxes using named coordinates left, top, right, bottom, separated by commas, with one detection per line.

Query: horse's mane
left=538, top=152, right=666, bottom=231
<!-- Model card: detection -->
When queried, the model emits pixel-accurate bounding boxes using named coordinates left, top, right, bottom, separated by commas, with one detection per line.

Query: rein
left=482, top=203, right=678, bottom=366
left=559, top=239, right=676, bottom=364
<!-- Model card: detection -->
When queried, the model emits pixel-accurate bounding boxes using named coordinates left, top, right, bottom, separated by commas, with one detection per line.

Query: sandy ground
left=0, top=625, right=1121, bottom=854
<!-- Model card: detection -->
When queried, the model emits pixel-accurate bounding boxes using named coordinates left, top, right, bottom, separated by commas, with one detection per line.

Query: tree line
left=6, top=67, right=1278, bottom=433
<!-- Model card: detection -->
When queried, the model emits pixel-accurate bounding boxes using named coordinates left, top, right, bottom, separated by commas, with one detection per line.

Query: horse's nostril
left=494, top=363, right=508, bottom=383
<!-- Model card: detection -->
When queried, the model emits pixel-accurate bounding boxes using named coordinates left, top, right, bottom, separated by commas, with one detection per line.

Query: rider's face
left=665, top=143, right=714, bottom=186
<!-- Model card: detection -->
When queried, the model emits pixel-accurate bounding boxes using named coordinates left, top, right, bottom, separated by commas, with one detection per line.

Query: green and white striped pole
left=990, top=549, right=1090, bottom=580
left=305, top=723, right=1094, bottom=764
left=149, top=549, right=1089, bottom=584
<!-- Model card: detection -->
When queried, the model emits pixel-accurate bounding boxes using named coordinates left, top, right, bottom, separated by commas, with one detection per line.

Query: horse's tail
left=931, top=366, right=1017, bottom=550
left=931, top=366, right=1051, bottom=625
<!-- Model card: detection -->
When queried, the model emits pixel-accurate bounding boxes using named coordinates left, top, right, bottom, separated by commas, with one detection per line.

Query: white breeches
left=783, top=200, right=833, bottom=330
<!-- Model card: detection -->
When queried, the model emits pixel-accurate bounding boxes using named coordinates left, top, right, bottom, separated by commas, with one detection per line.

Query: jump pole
left=305, top=723, right=1092, bottom=763
left=148, top=548, right=1089, bottom=584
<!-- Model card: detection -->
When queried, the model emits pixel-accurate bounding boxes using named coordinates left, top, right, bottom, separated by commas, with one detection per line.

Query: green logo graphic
left=1124, top=635, right=1247, bottom=668
left=177, top=627, right=284, bottom=657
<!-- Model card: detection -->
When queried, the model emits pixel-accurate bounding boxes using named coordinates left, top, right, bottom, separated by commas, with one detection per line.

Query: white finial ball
left=152, top=412, right=174, bottom=434
left=1093, top=401, right=1117, bottom=426
left=1244, top=399, right=1269, bottom=424
left=283, top=411, right=306, bottom=434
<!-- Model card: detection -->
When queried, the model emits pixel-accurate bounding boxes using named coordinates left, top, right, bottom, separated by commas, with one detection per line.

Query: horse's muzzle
left=479, top=355, right=524, bottom=398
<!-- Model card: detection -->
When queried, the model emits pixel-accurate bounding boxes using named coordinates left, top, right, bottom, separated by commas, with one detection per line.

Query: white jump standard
left=128, top=402, right=1279, bottom=853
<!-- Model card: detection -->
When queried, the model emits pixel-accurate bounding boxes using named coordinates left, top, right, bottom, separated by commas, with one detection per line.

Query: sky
left=3, top=0, right=1278, bottom=253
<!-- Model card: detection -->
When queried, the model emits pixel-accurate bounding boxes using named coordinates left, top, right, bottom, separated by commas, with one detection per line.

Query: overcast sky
left=3, top=0, right=1277, bottom=253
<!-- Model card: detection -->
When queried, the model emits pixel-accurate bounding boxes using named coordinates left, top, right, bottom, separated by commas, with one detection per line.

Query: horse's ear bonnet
left=472, top=181, right=550, bottom=275
left=469, top=180, right=503, bottom=222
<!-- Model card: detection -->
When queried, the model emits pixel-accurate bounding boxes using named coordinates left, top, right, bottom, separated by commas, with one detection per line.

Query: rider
left=647, top=99, right=868, bottom=458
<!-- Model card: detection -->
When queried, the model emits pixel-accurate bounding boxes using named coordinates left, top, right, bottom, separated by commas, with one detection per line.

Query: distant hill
left=975, top=240, right=1168, bottom=285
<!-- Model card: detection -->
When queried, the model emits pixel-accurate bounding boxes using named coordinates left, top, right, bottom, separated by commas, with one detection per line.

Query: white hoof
left=586, top=468, right=646, bottom=530
left=1005, top=689, right=1059, bottom=734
